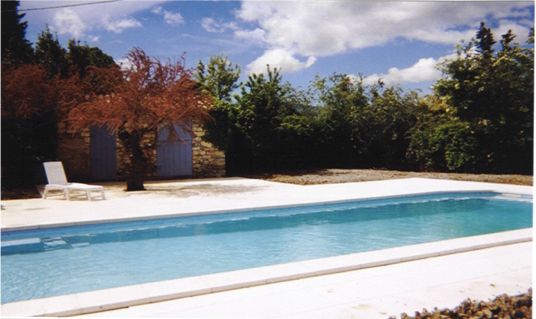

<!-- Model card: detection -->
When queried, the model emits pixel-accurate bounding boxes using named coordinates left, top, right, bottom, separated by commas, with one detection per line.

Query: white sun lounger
left=43, top=161, right=105, bottom=201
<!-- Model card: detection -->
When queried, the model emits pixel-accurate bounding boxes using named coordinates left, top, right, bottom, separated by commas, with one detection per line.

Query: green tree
left=407, top=114, right=478, bottom=172
left=476, top=21, right=496, bottom=59
left=35, top=27, right=69, bottom=78
left=364, top=87, right=422, bottom=168
left=195, top=56, right=241, bottom=152
left=67, top=40, right=116, bottom=77
left=311, top=74, right=368, bottom=166
left=230, top=66, right=305, bottom=171
left=1, top=0, right=34, bottom=64
left=196, top=56, right=241, bottom=102
left=434, top=23, right=533, bottom=173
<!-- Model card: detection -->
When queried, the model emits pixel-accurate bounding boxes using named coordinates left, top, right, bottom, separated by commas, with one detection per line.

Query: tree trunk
left=118, top=130, right=147, bottom=191
left=126, top=157, right=146, bottom=191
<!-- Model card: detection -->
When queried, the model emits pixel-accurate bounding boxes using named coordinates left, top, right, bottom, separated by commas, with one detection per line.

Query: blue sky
left=21, top=1, right=534, bottom=93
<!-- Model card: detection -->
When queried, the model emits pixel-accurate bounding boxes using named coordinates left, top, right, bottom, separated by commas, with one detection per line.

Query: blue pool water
left=1, top=192, right=532, bottom=303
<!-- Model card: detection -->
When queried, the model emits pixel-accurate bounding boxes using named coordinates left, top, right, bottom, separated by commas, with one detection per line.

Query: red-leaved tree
left=2, top=64, right=56, bottom=119
left=65, top=48, right=212, bottom=191
left=2, top=64, right=59, bottom=186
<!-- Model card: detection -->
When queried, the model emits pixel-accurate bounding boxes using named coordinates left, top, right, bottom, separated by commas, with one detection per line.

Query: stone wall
left=57, top=123, right=225, bottom=181
left=192, top=122, right=226, bottom=177
left=57, top=123, right=90, bottom=181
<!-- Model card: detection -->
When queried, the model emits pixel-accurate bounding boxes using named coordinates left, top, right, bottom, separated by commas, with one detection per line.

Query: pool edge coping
left=1, top=228, right=532, bottom=317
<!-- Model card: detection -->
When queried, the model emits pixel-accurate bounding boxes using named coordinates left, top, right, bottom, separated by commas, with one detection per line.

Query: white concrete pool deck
left=0, top=177, right=533, bottom=318
left=77, top=241, right=532, bottom=319
left=1, top=177, right=532, bottom=230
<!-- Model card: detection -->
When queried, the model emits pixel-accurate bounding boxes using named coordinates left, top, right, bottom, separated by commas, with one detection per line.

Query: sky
left=20, top=0, right=535, bottom=94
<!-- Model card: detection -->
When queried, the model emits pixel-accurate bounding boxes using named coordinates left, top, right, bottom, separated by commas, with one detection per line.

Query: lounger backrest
left=43, top=161, right=69, bottom=185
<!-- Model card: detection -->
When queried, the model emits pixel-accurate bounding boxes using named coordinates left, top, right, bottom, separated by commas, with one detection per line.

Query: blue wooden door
left=90, top=126, right=117, bottom=181
left=156, top=124, right=193, bottom=177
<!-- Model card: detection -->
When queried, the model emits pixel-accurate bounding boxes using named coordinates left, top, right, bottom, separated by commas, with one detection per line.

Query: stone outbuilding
left=57, top=121, right=225, bottom=181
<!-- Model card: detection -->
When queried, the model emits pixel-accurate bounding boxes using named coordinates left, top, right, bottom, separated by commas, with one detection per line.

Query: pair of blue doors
left=89, top=124, right=192, bottom=181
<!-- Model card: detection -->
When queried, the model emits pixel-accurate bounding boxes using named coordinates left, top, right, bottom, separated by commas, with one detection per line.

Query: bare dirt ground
left=248, top=168, right=533, bottom=186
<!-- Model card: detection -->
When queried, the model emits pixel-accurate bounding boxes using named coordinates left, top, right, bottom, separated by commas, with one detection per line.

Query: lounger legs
left=43, top=188, right=69, bottom=200
left=85, top=190, right=106, bottom=201
left=43, top=188, right=105, bottom=200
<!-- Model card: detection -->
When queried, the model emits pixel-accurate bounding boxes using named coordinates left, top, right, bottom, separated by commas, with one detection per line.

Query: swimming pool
left=1, top=191, right=532, bottom=303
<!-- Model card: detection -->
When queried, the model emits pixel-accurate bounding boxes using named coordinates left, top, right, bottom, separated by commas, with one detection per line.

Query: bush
left=408, top=120, right=477, bottom=172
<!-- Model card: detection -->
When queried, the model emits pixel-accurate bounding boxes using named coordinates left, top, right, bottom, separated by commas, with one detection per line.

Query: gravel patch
left=394, top=290, right=532, bottom=319
left=249, top=169, right=532, bottom=186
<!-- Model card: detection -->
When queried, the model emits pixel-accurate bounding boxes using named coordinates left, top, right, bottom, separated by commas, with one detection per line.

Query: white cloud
left=405, top=28, right=478, bottom=46
left=87, top=35, right=100, bottom=43
left=115, top=58, right=134, bottom=71
left=22, top=1, right=162, bottom=40
left=52, top=8, right=87, bottom=38
left=234, top=28, right=266, bottom=44
left=201, top=18, right=222, bottom=33
left=151, top=6, right=163, bottom=15
left=236, top=2, right=533, bottom=58
left=363, top=54, right=458, bottom=86
left=163, top=11, right=184, bottom=25
left=364, top=58, right=441, bottom=86
left=201, top=17, right=237, bottom=33
left=247, top=48, right=316, bottom=74
left=103, top=16, right=142, bottom=33
left=494, top=5, right=533, bottom=19
left=152, top=6, right=184, bottom=26
left=494, top=22, right=531, bottom=43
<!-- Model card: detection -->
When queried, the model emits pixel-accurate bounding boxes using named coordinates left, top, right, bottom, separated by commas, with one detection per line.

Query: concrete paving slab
left=1, top=177, right=532, bottom=318
left=3, top=229, right=529, bottom=317
left=1, top=177, right=531, bottom=230
left=77, top=242, right=531, bottom=318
